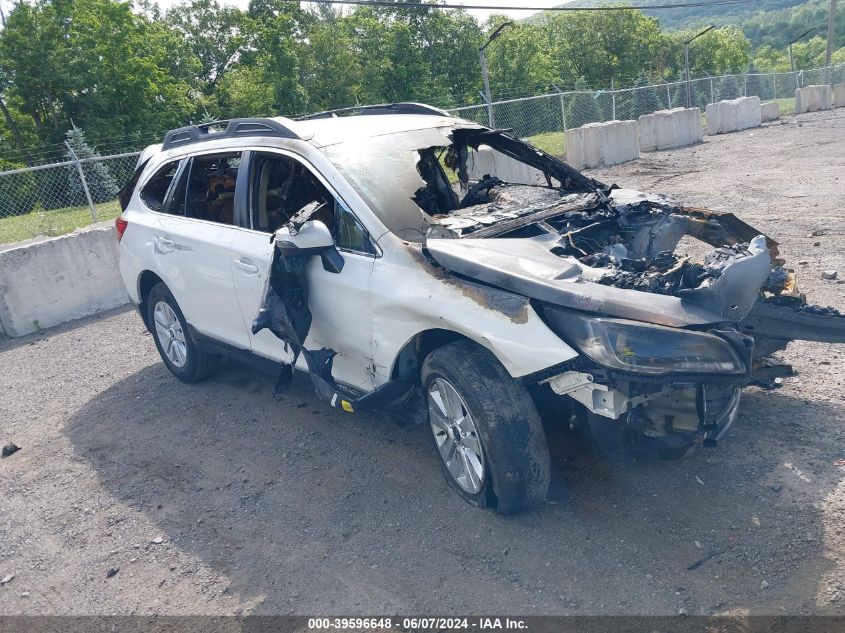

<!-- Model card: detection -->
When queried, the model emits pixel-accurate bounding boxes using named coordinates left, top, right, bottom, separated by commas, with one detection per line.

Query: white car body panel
left=369, top=236, right=578, bottom=381
left=118, top=116, right=580, bottom=393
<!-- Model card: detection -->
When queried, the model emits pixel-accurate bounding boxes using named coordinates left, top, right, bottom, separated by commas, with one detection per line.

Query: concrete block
left=795, top=85, right=832, bottom=113
left=705, top=96, right=761, bottom=135
left=834, top=83, right=845, bottom=108
left=638, top=107, right=703, bottom=151
left=564, top=120, right=640, bottom=170
left=760, top=101, right=780, bottom=122
left=0, top=222, right=129, bottom=337
left=467, top=146, right=542, bottom=185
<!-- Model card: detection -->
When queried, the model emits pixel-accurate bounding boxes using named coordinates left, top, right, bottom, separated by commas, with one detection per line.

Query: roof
left=281, top=113, right=468, bottom=148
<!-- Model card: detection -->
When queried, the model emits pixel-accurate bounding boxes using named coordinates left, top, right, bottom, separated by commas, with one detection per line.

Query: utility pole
left=479, top=21, right=513, bottom=129
left=789, top=27, right=817, bottom=89
left=684, top=26, right=715, bottom=108
left=826, top=0, right=838, bottom=67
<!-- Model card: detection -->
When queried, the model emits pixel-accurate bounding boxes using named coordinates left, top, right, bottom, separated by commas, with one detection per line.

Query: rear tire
left=146, top=282, right=220, bottom=383
left=421, top=340, right=550, bottom=515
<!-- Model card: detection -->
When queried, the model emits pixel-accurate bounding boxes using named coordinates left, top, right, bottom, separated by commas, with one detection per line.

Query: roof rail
left=161, top=118, right=300, bottom=151
left=296, top=102, right=452, bottom=121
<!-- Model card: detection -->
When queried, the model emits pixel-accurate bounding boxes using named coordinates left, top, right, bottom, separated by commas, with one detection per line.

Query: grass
left=0, top=200, right=120, bottom=245
left=773, top=97, right=796, bottom=116
left=525, top=131, right=566, bottom=158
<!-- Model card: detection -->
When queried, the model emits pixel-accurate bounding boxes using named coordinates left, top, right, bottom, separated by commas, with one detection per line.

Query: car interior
left=185, top=154, right=240, bottom=225
left=249, top=153, right=334, bottom=233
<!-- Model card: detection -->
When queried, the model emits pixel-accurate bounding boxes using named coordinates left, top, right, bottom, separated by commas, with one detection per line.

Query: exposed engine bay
left=413, top=126, right=845, bottom=457
left=255, top=123, right=845, bottom=459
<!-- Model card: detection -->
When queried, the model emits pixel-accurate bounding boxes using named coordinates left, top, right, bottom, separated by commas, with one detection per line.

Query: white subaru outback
left=117, top=103, right=845, bottom=514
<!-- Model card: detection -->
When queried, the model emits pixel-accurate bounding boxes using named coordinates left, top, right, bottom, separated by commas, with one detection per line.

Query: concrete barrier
left=795, top=85, right=832, bottom=113
left=705, top=96, right=762, bottom=135
left=834, top=83, right=845, bottom=108
left=467, top=147, right=542, bottom=185
left=761, top=101, right=780, bottom=122
left=564, top=120, right=639, bottom=170
left=638, top=107, right=702, bottom=151
left=0, top=222, right=129, bottom=337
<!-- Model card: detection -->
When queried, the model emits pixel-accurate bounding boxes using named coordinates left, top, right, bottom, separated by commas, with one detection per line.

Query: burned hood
left=426, top=234, right=771, bottom=327
left=425, top=187, right=775, bottom=327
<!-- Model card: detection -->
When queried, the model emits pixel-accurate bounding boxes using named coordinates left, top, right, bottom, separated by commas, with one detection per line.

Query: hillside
left=530, top=0, right=809, bottom=31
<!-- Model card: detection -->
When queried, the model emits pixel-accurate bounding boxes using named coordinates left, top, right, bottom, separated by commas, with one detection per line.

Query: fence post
left=64, top=140, right=98, bottom=223
left=611, top=77, right=616, bottom=120
left=709, top=75, right=714, bottom=103
left=553, top=84, right=567, bottom=132
left=666, top=82, right=672, bottom=109
left=772, top=73, right=777, bottom=99
left=478, top=91, right=494, bottom=129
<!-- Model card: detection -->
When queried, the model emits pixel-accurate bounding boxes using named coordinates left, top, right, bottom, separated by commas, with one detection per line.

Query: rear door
left=229, top=150, right=378, bottom=391
left=151, top=151, right=250, bottom=348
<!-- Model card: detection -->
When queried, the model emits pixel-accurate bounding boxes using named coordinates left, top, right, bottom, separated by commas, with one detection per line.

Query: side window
left=140, top=160, right=181, bottom=213
left=334, top=202, right=375, bottom=254
left=248, top=153, right=376, bottom=255
left=249, top=153, right=334, bottom=233
left=184, top=153, right=241, bottom=225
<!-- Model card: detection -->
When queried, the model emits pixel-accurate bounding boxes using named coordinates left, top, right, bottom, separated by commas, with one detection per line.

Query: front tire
left=146, top=282, right=220, bottom=383
left=421, top=340, right=550, bottom=515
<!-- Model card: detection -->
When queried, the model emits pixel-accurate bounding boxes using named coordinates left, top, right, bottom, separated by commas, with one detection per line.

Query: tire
left=421, top=340, right=550, bottom=515
left=146, top=282, right=220, bottom=383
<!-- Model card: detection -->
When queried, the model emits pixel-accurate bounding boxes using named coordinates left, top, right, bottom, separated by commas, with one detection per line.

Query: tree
left=165, top=0, right=252, bottom=95
left=685, top=27, right=751, bottom=75
left=629, top=73, right=665, bottom=118
left=543, top=9, right=667, bottom=86
left=744, top=62, right=770, bottom=100
left=717, top=73, right=742, bottom=100
left=567, top=77, right=603, bottom=128
left=64, top=126, right=118, bottom=205
left=0, top=0, right=198, bottom=146
left=0, top=158, right=36, bottom=216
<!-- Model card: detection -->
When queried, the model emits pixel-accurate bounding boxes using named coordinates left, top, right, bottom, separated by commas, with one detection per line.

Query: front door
left=230, top=151, right=378, bottom=392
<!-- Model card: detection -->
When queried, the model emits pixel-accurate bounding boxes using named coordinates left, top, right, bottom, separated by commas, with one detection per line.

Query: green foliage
left=717, top=74, right=742, bottom=101
left=0, top=0, right=840, bottom=163
left=567, top=78, right=603, bottom=128
left=629, top=73, right=666, bottom=117
left=0, top=158, right=36, bottom=217
left=64, top=126, right=119, bottom=205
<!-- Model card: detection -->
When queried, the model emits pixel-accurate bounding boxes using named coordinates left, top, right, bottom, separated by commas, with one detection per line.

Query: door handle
left=154, top=236, right=176, bottom=254
left=234, top=258, right=259, bottom=274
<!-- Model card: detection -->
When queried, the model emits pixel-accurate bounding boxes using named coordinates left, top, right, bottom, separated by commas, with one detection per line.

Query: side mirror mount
left=274, top=220, right=344, bottom=274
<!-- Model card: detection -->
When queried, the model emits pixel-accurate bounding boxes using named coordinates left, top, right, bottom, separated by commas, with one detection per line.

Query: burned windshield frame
left=321, top=125, right=605, bottom=243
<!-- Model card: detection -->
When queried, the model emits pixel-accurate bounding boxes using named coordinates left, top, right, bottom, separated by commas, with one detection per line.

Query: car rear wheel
left=421, top=340, right=550, bottom=515
left=146, top=282, right=220, bottom=383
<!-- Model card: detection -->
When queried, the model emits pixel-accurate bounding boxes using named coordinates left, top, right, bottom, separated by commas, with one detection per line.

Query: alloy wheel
left=427, top=377, right=485, bottom=494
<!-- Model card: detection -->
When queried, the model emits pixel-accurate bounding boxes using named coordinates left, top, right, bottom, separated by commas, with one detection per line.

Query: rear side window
left=184, top=153, right=241, bottom=225
left=140, top=160, right=182, bottom=213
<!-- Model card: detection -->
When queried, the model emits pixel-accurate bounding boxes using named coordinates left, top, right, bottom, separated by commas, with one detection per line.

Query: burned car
left=116, top=103, right=845, bottom=514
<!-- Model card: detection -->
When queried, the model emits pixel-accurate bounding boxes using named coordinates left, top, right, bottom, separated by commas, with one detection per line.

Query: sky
left=148, top=0, right=567, bottom=21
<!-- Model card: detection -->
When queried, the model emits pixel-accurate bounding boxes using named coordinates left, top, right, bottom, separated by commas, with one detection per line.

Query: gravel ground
left=1, top=109, right=844, bottom=617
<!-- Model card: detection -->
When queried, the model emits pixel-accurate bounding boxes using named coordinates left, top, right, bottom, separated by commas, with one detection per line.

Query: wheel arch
left=389, top=328, right=491, bottom=382
left=137, top=270, right=166, bottom=330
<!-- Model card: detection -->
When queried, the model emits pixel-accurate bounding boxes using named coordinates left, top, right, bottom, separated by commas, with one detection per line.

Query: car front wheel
left=146, top=282, right=220, bottom=383
left=421, top=340, right=551, bottom=515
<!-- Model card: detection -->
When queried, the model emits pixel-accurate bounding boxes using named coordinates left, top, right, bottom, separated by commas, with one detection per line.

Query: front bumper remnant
left=545, top=370, right=743, bottom=448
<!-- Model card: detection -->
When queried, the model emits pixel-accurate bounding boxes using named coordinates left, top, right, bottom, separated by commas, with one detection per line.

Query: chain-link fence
left=1, top=63, right=843, bottom=245
left=0, top=151, right=140, bottom=245
left=448, top=63, right=845, bottom=156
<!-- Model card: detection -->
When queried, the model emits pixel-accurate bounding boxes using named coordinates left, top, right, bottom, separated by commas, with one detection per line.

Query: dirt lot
left=1, top=109, right=844, bottom=617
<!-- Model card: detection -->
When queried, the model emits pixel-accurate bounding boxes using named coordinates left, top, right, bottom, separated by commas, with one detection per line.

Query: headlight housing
left=543, top=308, right=746, bottom=376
